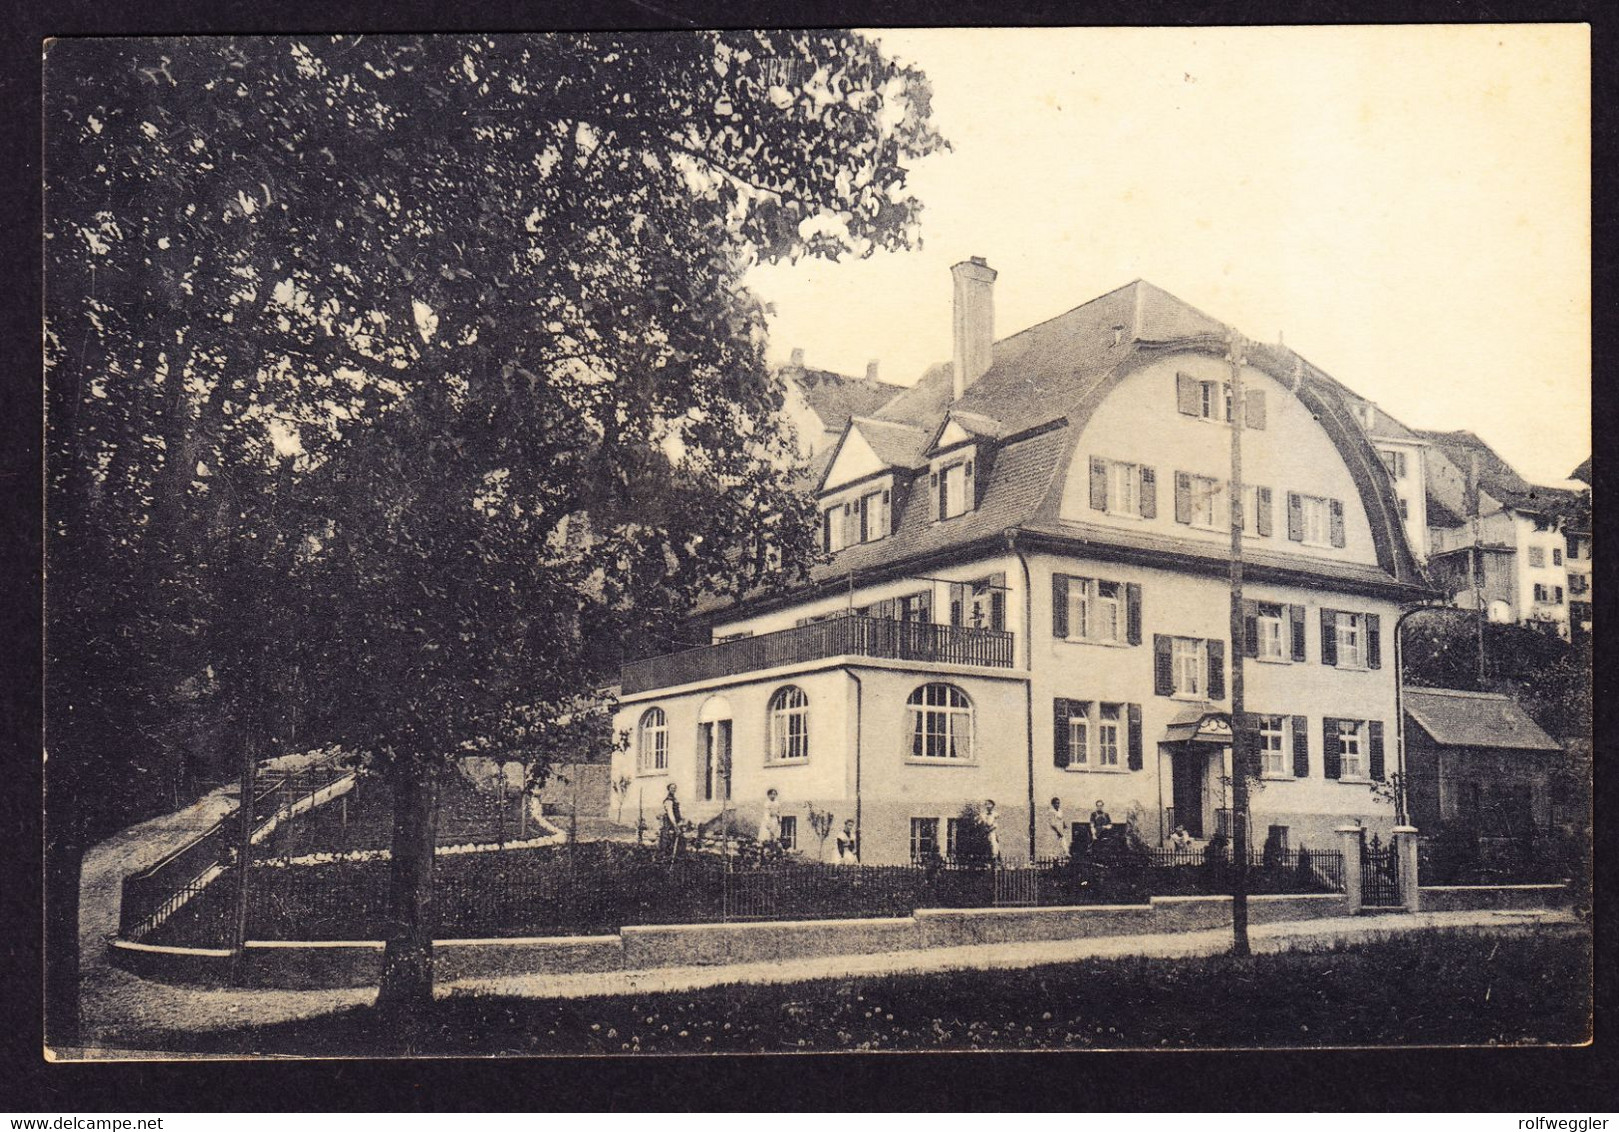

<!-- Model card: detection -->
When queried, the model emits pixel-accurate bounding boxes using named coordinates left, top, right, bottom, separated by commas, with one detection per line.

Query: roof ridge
left=1406, top=687, right=1511, bottom=701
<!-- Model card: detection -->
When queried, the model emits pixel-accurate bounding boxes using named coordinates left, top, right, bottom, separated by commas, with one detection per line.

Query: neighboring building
left=1403, top=687, right=1563, bottom=835
left=777, top=349, right=905, bottom=465
left=1331, top=391, right=1434, bottom=563
left=1564, top=456, right=1592, bottom=643
left=1419, top=430, right=1582, bottom=639
left=613, top=262, right=1432, bottom=864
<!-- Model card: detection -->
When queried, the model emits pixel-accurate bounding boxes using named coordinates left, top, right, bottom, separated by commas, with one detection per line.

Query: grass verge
left=122, top=927, right=1589, bottom=1056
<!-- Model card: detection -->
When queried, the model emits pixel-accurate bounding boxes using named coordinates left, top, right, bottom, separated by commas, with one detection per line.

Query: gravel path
left=443, top=908, right=1583, bottom=1003
left=77, top=787, right=375, bottom=1053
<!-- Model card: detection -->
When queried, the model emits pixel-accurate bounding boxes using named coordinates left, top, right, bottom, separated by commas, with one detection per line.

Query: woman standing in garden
left=758, top=788, right=782, bottom=858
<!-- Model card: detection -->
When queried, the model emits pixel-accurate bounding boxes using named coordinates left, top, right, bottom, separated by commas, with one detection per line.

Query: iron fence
left=165, top=838, right=1349, bottom=947
left=118, top=751, right=353, bottom=941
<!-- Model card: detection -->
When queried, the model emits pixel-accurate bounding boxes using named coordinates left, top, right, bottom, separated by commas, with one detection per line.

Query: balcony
left=622, top=615, right=1017, bottom=695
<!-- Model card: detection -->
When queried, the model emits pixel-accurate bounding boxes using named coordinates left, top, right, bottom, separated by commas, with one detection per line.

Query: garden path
left=444, top=908, right=1582, bottom=1003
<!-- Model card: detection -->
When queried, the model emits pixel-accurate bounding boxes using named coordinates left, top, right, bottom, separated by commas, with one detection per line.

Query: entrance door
left=1171, top=746, right=1205, bottom=838
left=701, top=719, right=732, bottom=802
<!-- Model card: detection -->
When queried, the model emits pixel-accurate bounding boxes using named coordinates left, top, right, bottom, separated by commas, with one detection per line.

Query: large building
left=1419, top=430, right=1583, bottom=640
left=613, top=264, right=1432, bottom=864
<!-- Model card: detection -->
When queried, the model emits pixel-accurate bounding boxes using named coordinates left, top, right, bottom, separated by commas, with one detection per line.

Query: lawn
left=129, top=928, right=1590, bottom=1055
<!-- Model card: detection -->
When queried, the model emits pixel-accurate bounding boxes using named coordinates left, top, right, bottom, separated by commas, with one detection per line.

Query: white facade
left=616, top=277, right=1424, bottom=864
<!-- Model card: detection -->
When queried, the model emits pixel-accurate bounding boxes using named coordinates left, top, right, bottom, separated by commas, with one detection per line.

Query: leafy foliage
left=46, top=32, right=945, bottom=1016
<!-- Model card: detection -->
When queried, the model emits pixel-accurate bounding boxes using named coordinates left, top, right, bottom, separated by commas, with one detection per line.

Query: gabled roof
left=1405, top=688, right=1561, bottom=752
left=1414, top=429, right=1532, bottom=500
left=872, top=362, right=955, bottom=429
left=787, top=366, right=906, bottom=434
left=848, top=416, right=932, bottom=470
left=1570, top=456, right=1591, bottom=484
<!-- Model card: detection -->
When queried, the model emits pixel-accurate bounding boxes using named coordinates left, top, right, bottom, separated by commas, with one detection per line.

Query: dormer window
left=929, top=447, right=978, bottom=522
left=820, top=477, right=894, bottom=552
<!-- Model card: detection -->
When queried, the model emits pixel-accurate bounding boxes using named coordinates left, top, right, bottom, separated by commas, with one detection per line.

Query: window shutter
left=821, top=508, right=833, bottom=551
left=1245, top=388, right=1267, bottom=430
left=1322, top=718, right=1342, bottom=780
left=1089, top=457, right=1108, bottom=511
left=880, top=489, right=891, bottom=537
left=1237, top=712, right=1262, bottom=779
left=917, top=589, right=933, bottom=623
left=964, top=460, right=976, bottom=513
left=949, top=582, right=966, bottom=627
left=1242, top=599, right=1259, bottom=658
left=1291, top=715, right=1310, bottom=778
left=1176, top=372, right=1200, bottom=416
left=1366, top=613, right=1382, bottom=669
left=1127, top=703, right=1143, bottom=770
left=930, top=471, right=941, bottom=521
left=1175, top=471, right=1192, bottom=525
left=1290, top=604, right=1307, bottom=662
left=1320, top=608, right=1338, bottom=666
left=1206, top=639, right=1225, bottom=700
left=1154, top=634, right=1173, bottom=696
left=1368, top=720, right=1386, bottom=781
left=1125, top=583, right=1143, bottom=645
left=1139, top=466, right=1157, bottom=519
left=1287, top=492, right=1304, bottom=541
left=876, top=598, right=895, bottom=621
left=1052, top=574, right=1069, bottom=638
left=990, top=574, right=1006, bottom=632
left=1256, top=486, right=1273, bottom=537
left=1329, top=498, right=1346, bottom=547
left=1053, top=699, right=1071, bottom=768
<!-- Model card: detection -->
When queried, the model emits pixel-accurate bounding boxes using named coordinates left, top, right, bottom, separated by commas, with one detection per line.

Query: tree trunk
left=375, top=768, right=439, bottom=1037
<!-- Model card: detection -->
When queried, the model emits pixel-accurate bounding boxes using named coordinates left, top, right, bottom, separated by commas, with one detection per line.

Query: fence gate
left=1360, top=833, right=1402, bottom=908
left=992, top=866, right=1040, bottom=907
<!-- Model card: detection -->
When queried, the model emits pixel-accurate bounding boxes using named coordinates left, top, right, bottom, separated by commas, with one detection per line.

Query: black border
left=5, top=0, right=1614, bottom=1113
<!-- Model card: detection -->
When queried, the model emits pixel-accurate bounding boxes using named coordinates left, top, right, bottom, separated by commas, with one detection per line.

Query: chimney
left=951, top=256, right=997, bottom=401
left=865, top=359, right=880, bottom=383
left=789, top=347, right=805, bottom=369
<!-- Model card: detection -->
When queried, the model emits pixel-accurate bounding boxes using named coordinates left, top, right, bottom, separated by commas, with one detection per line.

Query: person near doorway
left=659, top=783, right=685, bottom=859
left=836, top=819, right=859, bottom=865
left=1169, top=824, right=1194, bottom=853
left=1090, top=799, right=1113, bottom=845
left=983, top=799, right=1001, bottom=863
left=757, top=787, right=783, bottom=858
left=1046, top=797, right=1068, bottom=861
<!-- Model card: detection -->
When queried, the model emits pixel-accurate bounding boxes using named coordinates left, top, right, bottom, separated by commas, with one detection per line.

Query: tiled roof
left=872, top=362, right=955, bottom=429
left=1571, top=456, right=1591, bottom=484
left=1405, top=688, right=1561, bottom=752
left=787, top=366, right=906, bottom=434
left=1414, top=429, right=1532, bottom=499
left=704, top=280, right=1430, bottom=620
left=804, top=424, right=1071, bottom=585
left=847, top=416, right=932, bottom=470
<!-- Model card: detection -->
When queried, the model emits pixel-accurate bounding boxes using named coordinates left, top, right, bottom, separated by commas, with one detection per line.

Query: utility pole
left=1225, top=330, right=1252, bottom=957
left=1467, top=452, right=1487, bottom=683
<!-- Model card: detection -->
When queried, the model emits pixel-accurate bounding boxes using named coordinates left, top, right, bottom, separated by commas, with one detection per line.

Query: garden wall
left=110, top=884, right=1568, bottom=990
left=1417, top=884, right=1571, bottom=913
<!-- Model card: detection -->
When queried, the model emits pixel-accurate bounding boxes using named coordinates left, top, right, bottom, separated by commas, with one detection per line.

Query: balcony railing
left=622, top=614, right=1017, bottom=695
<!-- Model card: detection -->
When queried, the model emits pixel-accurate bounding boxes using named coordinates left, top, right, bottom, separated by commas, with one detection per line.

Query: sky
left=746, top=25, right=1590, bottom=486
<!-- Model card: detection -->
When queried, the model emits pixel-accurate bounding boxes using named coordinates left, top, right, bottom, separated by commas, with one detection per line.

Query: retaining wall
left=108, top=883, right=1562, bottom=990
left=621, top=916, right=918, bottom=969
left=1417, top=884, right=1571, bottom=913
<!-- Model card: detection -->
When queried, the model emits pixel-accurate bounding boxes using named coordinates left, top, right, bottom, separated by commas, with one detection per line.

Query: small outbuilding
left=1403, top=687, right=1562, bottom=835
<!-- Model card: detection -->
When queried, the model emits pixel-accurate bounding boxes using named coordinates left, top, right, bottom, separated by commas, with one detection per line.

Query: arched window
left=637, top=707, right=669, bottom=773
left=907, top=683, right=974, bottom=761
left=768, top=686, right=810, bottom=762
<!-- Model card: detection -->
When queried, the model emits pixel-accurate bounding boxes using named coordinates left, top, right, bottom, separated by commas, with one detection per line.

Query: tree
left=47, top=32, right=945, bottom=1037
